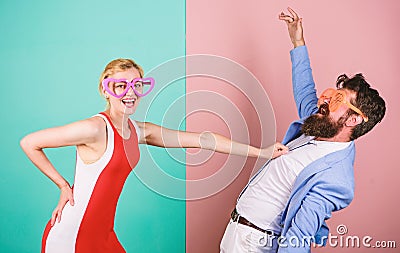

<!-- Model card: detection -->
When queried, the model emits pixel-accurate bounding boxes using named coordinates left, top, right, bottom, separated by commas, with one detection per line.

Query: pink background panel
left=186, top=0, right=400, bottom=252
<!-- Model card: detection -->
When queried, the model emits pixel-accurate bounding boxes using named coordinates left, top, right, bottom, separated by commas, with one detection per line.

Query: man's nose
left=323, top=97, right=331, bottom=104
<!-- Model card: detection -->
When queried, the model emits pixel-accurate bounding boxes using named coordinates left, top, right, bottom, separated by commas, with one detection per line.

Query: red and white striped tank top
left=42, top=112, right=140, bottom=253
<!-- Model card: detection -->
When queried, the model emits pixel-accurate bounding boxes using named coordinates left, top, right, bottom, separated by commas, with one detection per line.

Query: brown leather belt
left=231, top=208, right=278, bottom=236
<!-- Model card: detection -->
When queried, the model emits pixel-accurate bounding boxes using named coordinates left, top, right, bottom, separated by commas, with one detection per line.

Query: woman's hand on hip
left=51, top=185, right=75, bottom=226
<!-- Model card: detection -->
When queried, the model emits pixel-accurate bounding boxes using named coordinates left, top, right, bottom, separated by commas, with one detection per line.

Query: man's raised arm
left=279, top=7, right=318, bottom=119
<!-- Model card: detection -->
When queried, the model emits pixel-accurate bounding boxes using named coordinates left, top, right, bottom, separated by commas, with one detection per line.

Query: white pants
left=220, top=219, right=278, bottom=253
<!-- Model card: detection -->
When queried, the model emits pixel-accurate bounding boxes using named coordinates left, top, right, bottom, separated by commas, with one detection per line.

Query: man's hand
left=279, top=7, right=305, bottom=48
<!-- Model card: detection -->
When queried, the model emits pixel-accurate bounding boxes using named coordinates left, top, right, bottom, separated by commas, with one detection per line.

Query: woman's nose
left=126, top=86, right=136, bottom=96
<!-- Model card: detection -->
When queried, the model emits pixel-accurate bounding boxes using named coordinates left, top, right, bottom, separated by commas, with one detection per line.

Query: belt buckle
left=230, top=209, right=239, bottom=222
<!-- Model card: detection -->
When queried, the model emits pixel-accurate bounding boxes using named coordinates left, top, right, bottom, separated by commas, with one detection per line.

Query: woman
left=20, top=58, right=288, bottom=252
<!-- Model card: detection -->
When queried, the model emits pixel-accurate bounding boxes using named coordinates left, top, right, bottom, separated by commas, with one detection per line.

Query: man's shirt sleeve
left=290, top=45, right=319, bottom=119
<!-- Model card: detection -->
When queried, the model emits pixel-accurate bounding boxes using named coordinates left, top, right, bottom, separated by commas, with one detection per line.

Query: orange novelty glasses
left=317, top=88, right=368, bottom=122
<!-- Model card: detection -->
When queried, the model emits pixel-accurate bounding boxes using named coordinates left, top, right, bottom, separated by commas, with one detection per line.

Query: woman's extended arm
left=20, top=117, right=104, bottom=225
left=136, top=122, right=288, bottom=159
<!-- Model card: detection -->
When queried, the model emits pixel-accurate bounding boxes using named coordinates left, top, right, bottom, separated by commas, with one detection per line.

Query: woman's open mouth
left=122, top=98, right=136, bottom=108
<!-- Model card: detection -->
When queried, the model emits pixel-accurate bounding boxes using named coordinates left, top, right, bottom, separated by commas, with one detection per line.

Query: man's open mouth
left=318, top=103, right=329, bottom=116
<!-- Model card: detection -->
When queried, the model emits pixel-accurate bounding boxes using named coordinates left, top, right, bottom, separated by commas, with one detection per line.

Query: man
left=220, top=7, right=386, bottom=253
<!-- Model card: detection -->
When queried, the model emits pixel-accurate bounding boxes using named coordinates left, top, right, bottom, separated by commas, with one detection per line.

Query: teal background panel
left=0, top=0, right=186, bottom=252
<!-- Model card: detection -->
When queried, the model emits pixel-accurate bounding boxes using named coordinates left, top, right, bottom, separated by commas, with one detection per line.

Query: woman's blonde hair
left=98, top=58, right=144, bottom=107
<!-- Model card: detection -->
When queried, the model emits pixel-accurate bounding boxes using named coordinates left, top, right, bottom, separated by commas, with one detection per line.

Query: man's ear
left=345, top=114, right=363, bottom=127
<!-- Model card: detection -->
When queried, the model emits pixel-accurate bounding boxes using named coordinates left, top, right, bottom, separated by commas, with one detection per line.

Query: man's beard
left=301, top=104, right=348, bottom=138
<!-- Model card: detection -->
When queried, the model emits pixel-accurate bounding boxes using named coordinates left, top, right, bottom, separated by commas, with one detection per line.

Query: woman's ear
left=102, top=89, right=109, bottom=99
left=345, top=114, right=363, bottom=127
